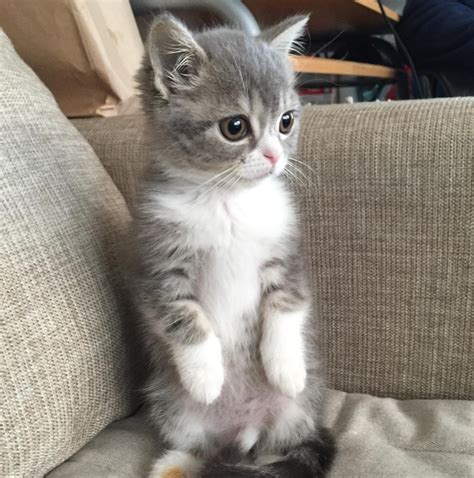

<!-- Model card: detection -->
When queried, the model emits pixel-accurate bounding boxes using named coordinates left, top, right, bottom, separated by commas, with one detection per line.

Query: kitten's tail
left=204, top=428, right=336, bottom=478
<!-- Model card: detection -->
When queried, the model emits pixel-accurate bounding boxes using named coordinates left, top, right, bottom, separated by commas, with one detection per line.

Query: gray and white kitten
left=131, top=14, right=335, bottom=478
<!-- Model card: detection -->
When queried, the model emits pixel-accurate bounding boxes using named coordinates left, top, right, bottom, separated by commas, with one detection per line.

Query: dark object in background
left=398, top=0, right=474, bottom=95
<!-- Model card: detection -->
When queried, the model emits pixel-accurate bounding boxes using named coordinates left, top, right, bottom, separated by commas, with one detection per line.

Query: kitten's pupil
left=219, top=116, right=248, bottom=141
left=281, top=114, right=291, bottom=128
left=280, top=111, right=294, bottom=134
left=229, top=118, right=243, bottom=135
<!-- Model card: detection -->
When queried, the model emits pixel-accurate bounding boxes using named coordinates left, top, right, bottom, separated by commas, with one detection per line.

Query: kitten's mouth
left=256, top=170, right=273, bottom=180
left=240, top=170, right=273, bottom=184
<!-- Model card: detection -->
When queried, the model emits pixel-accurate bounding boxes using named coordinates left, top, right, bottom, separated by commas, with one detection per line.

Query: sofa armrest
left=296, top=98, right=473, bottom=400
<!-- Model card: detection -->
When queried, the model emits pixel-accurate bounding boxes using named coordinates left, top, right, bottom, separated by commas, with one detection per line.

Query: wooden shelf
left=290, top=55, right=397, bottom=79
left=354, top=0, right=399, bottom=22
left=244, top=0, right=399, bottom=36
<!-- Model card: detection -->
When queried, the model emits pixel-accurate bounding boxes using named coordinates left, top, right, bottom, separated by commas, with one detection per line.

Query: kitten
left=131, top=13, right=336, bottom=478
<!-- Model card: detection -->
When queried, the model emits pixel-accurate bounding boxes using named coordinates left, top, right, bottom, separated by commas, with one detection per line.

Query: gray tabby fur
left=131, top=13, right=335, bottom=478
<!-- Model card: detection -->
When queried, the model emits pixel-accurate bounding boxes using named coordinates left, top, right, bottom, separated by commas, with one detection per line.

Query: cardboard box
left=1, top=0, right=144, bottom=117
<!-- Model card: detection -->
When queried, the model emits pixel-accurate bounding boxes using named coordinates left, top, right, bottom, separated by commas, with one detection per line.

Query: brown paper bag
left=1, top=0, right=144, bottom=117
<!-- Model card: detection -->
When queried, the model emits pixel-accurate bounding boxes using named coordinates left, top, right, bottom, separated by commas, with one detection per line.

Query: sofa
left=2, top=31, right=473, bottom=478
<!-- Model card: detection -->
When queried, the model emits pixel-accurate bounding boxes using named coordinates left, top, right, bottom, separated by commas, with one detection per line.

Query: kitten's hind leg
left=149, top=450, right=203, bottom=478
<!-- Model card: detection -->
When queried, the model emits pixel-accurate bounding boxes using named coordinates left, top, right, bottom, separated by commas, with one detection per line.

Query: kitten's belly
left=195, top=374, right=290, bottom=443
left=198, top=245, right=265, bottom=347
left=193, top=222, right=281, bottom=440
left=214, top=383, right=288, bottom=426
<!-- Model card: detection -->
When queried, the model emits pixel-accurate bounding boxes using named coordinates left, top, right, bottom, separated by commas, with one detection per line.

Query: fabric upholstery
left=1, top=31, right=133, bottom=477
left=73, top=99, right=473, bottom=401
left=47, top=390, right=474, bottom=477
left=46, top=410, right=159, bottom=478
left=298, top=98, right=473, bottom=400
left=72, top=115, right=150, bottom=207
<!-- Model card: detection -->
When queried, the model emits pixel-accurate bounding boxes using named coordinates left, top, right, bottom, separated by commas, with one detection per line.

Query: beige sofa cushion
left=47, top=390, right=474, bottom=477
left=1, top=31, right=133, bottom=477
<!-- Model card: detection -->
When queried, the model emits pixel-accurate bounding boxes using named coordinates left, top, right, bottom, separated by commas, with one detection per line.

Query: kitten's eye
left=279, top=111, right=294, bottom=134
left=219, top=116, right=248, bottom=141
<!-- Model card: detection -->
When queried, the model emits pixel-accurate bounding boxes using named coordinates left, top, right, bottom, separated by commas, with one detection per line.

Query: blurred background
left=1, top=0, right=473, bottom=117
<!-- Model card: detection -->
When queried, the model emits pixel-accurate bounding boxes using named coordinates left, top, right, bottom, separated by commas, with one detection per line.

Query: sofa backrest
left=75, top=98, right=473, bottom=401
left=298, top=98, right=473, bottom=400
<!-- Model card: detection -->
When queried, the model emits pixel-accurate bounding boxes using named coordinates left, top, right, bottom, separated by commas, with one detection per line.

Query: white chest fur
left=154, top=178, right=294, bottom=347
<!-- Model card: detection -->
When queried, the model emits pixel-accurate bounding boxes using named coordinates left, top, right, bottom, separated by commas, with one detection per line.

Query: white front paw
left=174, top=334, right=224, bottom=404
left=260, top=309, right=307, bottom=398
left=261, top=344, right=307, bottom=398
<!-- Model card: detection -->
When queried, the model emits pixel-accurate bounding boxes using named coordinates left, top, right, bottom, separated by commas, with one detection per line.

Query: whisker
left=289, top=157, right=316, bottom=174
left=212, top=170, right=240, bottom=196
left=199, top=166, right=239, bottom=197
left=284, top=172, right=305, bottom=190
left=286, top=163, right=316, bottom=189
left=283, top=167, right=305, bottom=189
left=285, top=162, right=313, bottom=188
left=198, top=170, right=234, bottom=197
left=202, top=173, right=236, bottom=197
left=221, top=171, right=241, bottom=192
left=192, top=165, right=238, bottom=193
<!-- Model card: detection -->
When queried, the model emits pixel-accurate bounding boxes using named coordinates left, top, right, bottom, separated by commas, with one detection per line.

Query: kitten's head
left=137, top=14, right=308, bottom=187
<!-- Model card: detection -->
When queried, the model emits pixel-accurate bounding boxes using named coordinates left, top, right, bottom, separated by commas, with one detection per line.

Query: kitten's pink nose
left=263, top=150, right=279, bottom=166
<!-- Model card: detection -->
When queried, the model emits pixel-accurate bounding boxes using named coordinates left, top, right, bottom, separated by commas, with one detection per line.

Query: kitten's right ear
left=258, top=15, right=309, bottom=55
left=146, top=14, right=206, bottom=99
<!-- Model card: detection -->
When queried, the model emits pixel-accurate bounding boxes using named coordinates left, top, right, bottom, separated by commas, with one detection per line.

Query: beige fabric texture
left=75, top=99, right=473, bottom=401
left=47, top=390, right=474, bottom=477
left=298, top=98, right=473, bottom=400
left=72, top=115, right=149, bottom=206
left=1, top=32, right=133, bottom=477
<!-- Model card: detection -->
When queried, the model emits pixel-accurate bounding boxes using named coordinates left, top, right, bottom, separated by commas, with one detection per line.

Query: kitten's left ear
left=258, top=15, right=309, bottom=55
left=146, top=14, right=207, bottom=99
